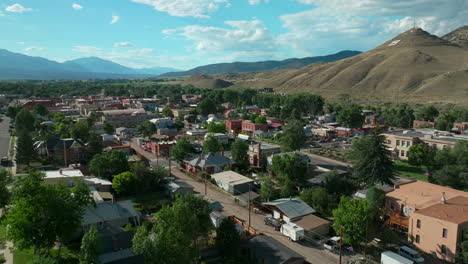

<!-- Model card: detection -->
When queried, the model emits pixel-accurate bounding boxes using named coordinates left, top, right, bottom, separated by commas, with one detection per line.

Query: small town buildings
left=204, top=133, right=229, bottom=144
left=210, top=211, right=226, bottom=228
left=186, top=129, right=207, bottom=137
left=413, top=120, right=437, bottom=129
left=98, top=225, right=144, bottom=264
left=242, top=121, right=268, bottom=134
left=43, top=169, right=84, bottom=186
left=184, top=152, right=235, bottom=174
left=101, top=109, right=159, bottom=127
left=245, top=234, right=305, bottom=264
left=172, top=109, right=191, bottom=120
left=53, top=138, right=87, bottom=165
left=235, top=191, right=261, bottom=206
left=248, top=143, right=281, bottom=167
left=307, top=169, right=349, bottom=187
left=263, top=198, right=316, bottom=223
left=165, top=181, right=194, bottom=198
left=84, top=176, right=113, bottom=192
left=382, top=130, right=463, bottom=160
left=150, top=140, right=175, bottom=156
left=211, top=170, right=254, bottom=194
left=115, top=127, right=139, bottom=137
left=225, top=119, right=242, bottom=133
left=453, top=122, right=468, bottom=133
left=245, top=105, right=261, bottom=114
left=409, top=196, right=468, bottom=263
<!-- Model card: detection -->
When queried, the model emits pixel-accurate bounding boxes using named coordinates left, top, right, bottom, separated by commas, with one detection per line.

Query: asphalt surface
left=0, top=116, right=11, bottom=169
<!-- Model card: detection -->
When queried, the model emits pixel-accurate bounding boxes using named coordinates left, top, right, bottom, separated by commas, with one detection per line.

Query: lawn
left=394, top=161, right=429, bottom=181
left=125, top=191, right=172, bottom=215
left=14, top=247, right=78, bottom=264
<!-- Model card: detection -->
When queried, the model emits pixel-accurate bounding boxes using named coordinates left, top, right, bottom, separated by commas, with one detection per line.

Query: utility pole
left=248, top=183, right=251, bottom=228
left=63, top=139, right=67, bottom=168
left=168, top=148, right=171, bottom=176
left=339, top=228, right=343, bottom=264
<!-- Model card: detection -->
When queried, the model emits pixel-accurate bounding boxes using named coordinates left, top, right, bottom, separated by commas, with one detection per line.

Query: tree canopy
left=300, top=187, right=337, bottom=217
left=203, top=134, right=222, bottom=153
left=79, top=226, right=101, bottom=264
left=172, top=137, right=194, bottom=162
left=216, top=218, right=241, bottom=259
left=280, top=121, right=306, bottom=152
left=15, top=108, right=35, bottom=132
left=102, top=121, right=115, bottom=134
left=336, top=104, right=363, bottom=128
left=90, top=150, right=129, bottom=180
left=137, top=120, right=156, bottom=139
left=231, top=139, right=249, bottom=169
left=407, top=143, right=435, bottom=167
left=271, top=153, right=307, bottom=196
left=207, top=121, right=226, bottom=133
left=15, top=128, right=37, bottom=166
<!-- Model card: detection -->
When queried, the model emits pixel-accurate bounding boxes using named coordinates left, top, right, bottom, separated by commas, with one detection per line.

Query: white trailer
left=280, top=222, right=304, bottom=242
left=381, top=251, right=414, bottom=264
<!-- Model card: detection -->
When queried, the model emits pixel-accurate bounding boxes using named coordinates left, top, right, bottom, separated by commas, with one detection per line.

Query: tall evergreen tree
left=15, top=108, right=35, bottom=133
left=16, top=128, right=37, bottom=166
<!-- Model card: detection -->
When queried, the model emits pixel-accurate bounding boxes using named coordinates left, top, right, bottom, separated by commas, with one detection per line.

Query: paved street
left=131, top=142, right=347, bottom=264
left=0, top=116, right=11, bottom=170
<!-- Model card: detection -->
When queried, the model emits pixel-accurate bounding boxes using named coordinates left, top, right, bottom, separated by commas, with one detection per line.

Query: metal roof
left=184, top=152, right=235, bottom=168
left=263, top=198, right=316, bottom=218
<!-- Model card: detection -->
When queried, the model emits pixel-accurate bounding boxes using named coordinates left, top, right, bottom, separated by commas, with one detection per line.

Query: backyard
left=394, top=161, right=428, bottom=181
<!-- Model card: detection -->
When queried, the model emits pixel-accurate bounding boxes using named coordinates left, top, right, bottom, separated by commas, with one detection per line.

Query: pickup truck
left=264, top=217, right=282, bottom=231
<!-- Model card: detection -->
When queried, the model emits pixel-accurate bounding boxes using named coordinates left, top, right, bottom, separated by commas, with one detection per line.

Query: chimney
left=441, top=192, right=447, bottom=204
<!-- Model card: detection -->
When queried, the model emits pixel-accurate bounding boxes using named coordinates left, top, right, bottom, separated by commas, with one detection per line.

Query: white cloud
left=162, top=29, right=177, bottom=35
left=248, top=0, right=269, bottom=5
left=17, top=41, right=25, bottom=45
left=72, top=3, right=83, bottom=10
left=110, top=15, right=120, bottom=24
left=72, top=46, right=102, bottom=55
left=5, top=3, right=32, bottom=13
left=279, top=0, right=468, bottom=55
left=113, top=41, right=134, bottom=47
left=24, top=46, right=46, bottom=53
left=179, top=19, right=278, bottom=56
left=131, top=0, right=229, bottom=18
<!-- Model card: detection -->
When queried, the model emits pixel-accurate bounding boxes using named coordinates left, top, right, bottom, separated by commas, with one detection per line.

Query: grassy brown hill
left=443, top=25, right=468, bottom=48
left=202, top=28, right=468, bottom=104
left=183, top=74, right=233, bottom=89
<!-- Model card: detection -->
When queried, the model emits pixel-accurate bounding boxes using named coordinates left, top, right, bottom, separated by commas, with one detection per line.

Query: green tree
left=300, top=187, right=337, bottom=217
left=366, top=186, right=385, bottom=209
left=31, top=256, right=58, bottom=264
left=430, top=141, right=468, bottom=190
left=349, top=132, right=396, bottom=187
left=79, top=226, right=101, bottom=264
left=324, top=171, right=356, bottom=197
left=381, top=104, right=414, bottom=128
left=172, top=137, right=194, bottom=162
left=415, top=105, right=439, bottom=122
left=216, top=219, right=241, bottom=259
left=231, top=139, right=249, bottom=169
left=15, top=128, right=37, bottom=166
left=336, top=104, right=363, bottom=128
left=457, top=229, right=468, bottom=263
left=280, top=120, right=306, bottom=151
left=70, top=121, right=90, bottom=141
left=33, top=104, right=49, bottom=117
left=271, top=153, right=307, bottom=196
left=137, top=120, right=156, bottom=139
left=254, top=115, right=267, bottom=124
left=332, top=197, right=374, bottom=246
left=207, top=121, right=226, bottom=133
left=162, top=107, right=174, bottom=118
left=260, top=175, right=275, bottom=202
left=112, top=171, right=138, bottom=195
left=87, top=133, right=103, bottom=157
left=0, top=169, right=11, bottom=210
left=197, top=98, right=217, bottom=116
left=15, top=108, right=35, bottom=133
left=132, top=162, right=167, bottom=190
left=102, top=121, right=115, bottom=134
left=90, top=150, right=129, bottom=180
left=5, top=105, right=22, bottom=119
left=132, top=195, right=210, bottom=264
left=407, top=143, right=435, bottom=167
left=203, top=134, right=222, bottom=153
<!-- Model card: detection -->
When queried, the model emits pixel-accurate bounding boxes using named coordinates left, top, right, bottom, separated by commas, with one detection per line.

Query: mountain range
left=0, top=50, right=181, bottom=80
left=160, top=50, right=362, bottom=77
left=182, top=26, right=468, bottom=104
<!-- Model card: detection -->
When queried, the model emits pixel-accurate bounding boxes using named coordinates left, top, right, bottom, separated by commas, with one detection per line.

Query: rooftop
left=291, top=214, right=330, bottom=230
left=82, top=200, right=139, bottom=226
left=413, top=196, right=468, bottom=224
left=386, top=181, right=468, bottom=210
left=44, top=169, right=84, bottom=179
left=211, top=170, right=254, bottom=185
left=184, top=152, right=235, bottom=168
left=264, top=198, right=316, bottom=219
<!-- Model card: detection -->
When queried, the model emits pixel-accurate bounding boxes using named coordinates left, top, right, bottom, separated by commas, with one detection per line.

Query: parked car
left=398, top=246, right=424, bottom=263
left=324, top=236, right=341, bottom=251
left=264, top=217, right=282, bottom=231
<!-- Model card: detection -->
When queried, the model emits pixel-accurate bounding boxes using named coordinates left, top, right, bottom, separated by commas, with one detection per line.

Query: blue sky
left=0, top=0, right=466, bottom=69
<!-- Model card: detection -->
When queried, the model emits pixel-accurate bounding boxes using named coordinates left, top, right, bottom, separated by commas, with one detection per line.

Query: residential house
left=225, top=119, right=242, bottom=133
left=165, top=181, right=194, bottom=198
left=245, top=105, right=261, bottom=114
left=115, top=127, right=139, bottom=137
left=211, top=170, right=254, bottom=194
left=453, top=122, right=468, bottom=133
left=53, top=138, right=87, bottom=165
left=245, top=235, right=305, bottom=264
left=353, top=176, right=415, bottom=199
left=172, top=109, right=191, bottom=120
left=307, top=169, right=349, bottom=187
left=253, top=130, right=274, bottom=139
left=97, top=224, right=144, bottom=264
left=409, top=196, right=468, bottom=263
left=413, top=120, right=437, bottom=129
left=204, top=133, right=229, bottom=144
left=43, top=169, right=84, bottom=186
left=264, top=198, right=331, bottom=238
left=82, top=200, right=140, bottom=230
left=242, top=121, right=268, bottom=134
left=184, top=152, right=235, bottom=174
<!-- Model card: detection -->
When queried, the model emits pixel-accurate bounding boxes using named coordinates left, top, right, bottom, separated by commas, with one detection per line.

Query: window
left=407, top=141, right=411, bottom=147
left=415, top=235, right=420, bottom=243
left=416, top=219, right=421, bottom=228
left=441, top=245, right=447, bottom=255
left=396, top=140, right=400, bottom=146
left=401, top=150, right=405, bottom=157
left=443, top=228, right=448, bottom=238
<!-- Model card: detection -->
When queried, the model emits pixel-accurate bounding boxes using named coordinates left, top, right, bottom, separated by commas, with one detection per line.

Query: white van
left=381, top=251, right=413, bottom=264
left=398, top=246, right=424, bottom=263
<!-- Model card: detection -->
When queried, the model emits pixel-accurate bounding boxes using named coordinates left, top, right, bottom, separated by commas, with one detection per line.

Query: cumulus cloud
left=72, top=46, right=102, bottom=55
left=24, top=46, right=46, bottom=53
left=162, top=29, right=177, bottom=35
left=113, top=42, right=134, bottom=47
left=72, top=3, right=83, bottom=10
left=110, top=15, right=120, bottom=24
left=5, top=3, right=32, bottom=13
left=248, top=0, right=269, bottom=5
left=131, top=0, right=229, bottom=18
left=279, top=0, right=468, bottom=55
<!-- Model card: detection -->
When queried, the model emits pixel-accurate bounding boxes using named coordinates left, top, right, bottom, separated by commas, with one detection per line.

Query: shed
left=263, top=198, right=316, bottom=223
left=165, top=181, right=194, bottom=198
left=211, top=170, right=254, bottom=194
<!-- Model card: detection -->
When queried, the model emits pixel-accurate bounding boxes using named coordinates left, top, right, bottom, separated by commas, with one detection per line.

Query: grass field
left=395, top=161, right=428, bottom=181
left=14, top=247, right=78, bottom=264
